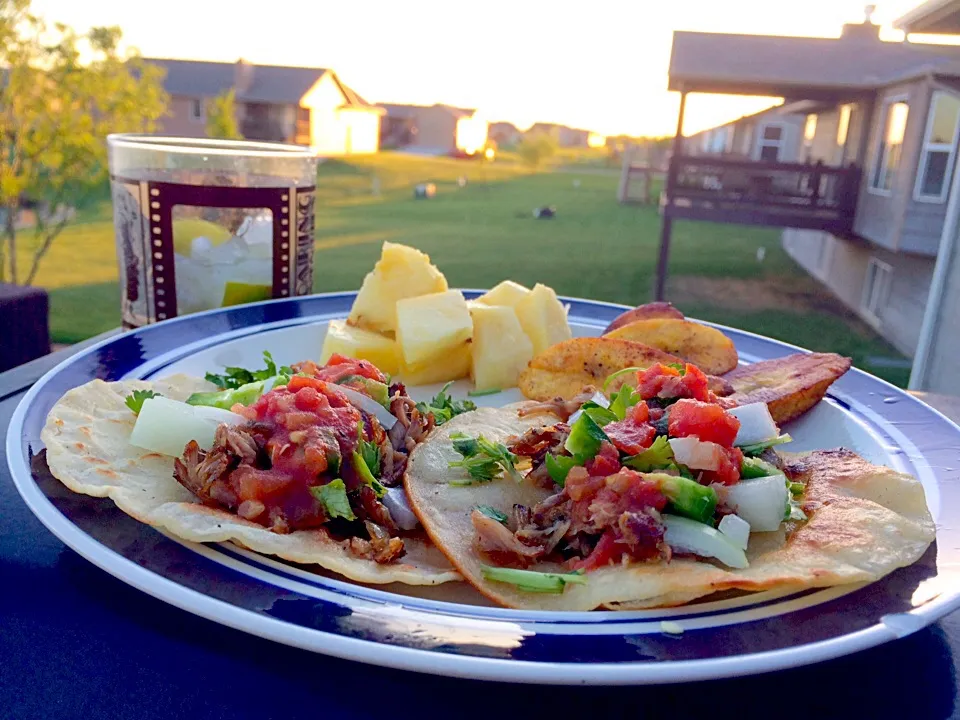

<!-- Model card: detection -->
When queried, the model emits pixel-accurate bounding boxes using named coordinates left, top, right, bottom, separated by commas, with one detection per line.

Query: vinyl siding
left=900, top=199, right=949, bottom=255
left=782, top=229, right=935, bottom=355
left=854, top=79, right=933, bottom=251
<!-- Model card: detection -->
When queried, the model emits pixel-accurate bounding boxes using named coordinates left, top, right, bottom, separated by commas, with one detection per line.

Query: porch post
left=654, top=90, right=687, bottom=301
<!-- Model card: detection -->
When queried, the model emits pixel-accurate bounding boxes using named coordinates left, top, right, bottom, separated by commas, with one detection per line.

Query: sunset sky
left=32, top=0, right=934, bottom=137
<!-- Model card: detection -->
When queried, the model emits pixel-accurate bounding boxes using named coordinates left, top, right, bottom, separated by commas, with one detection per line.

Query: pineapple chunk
left=469, top=304, right=533, bottom=390
left=396, top=290, right=473, bottom=366
left=320, top=319, right=400, bottom=376
left=347, top=242, right=448, bottom=333
left=477, top=280, right=530, bottom=309
left=400, top=343, right=471, bottom=386
left=515, top=283, right=572, bottom=355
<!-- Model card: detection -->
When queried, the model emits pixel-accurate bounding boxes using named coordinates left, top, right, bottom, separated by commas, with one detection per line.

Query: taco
left=42, top=354, right=464, bottom=586
left=404, top=362, right=936, bottom=609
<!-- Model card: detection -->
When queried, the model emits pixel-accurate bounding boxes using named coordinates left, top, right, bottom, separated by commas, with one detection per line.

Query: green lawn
left=25, top=151, right=910, bottom=386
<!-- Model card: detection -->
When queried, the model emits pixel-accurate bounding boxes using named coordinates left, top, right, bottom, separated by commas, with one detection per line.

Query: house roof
left=143, top=57, right=376, bottom=109
left=896, top=0, right=960, bottom=34
left=379, top=103, right=476, bottom=118
left=669, top=27, right=960, bottom=99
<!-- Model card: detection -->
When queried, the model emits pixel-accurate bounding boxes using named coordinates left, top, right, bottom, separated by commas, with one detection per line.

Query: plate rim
left=7, top=291, right=960, bottom=685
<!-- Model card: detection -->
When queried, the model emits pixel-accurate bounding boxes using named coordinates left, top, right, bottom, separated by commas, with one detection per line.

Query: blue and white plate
left=7, top=292, right=960, bottom=685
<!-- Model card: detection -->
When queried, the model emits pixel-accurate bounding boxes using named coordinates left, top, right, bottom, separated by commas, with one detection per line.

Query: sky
left=31, top=0, right=935, bottom=137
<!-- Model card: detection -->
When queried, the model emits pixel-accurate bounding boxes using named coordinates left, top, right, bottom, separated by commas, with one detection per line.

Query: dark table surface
left=3, top=341, right=960, bottom=720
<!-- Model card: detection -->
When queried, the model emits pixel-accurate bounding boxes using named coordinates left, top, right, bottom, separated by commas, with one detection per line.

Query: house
left=685, top=106, right=806, bottom=162
left=488, top=121, right=522, bottom=147
left=144, top=58, right=383, bottom=156
left=526, top=123, right=607, bottom=149
left=661, top=11, right=960, bottom=363
left=896, top=0, right=960, bottom=394
left=378, top=103, right=488, bottom=155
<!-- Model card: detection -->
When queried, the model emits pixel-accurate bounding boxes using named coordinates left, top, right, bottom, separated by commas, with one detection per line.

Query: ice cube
left=190, top=235, right=213, bottom=258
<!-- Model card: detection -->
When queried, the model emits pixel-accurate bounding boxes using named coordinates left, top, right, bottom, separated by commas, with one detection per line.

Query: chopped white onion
left=727, top=403, right=780, bottom=447
left=668, top=437, right=724, bottom=471
left=724, top=474, right=788, bottom=532
left=381, top=487, right=420, bottom=530
left=663, top=514, right=748, bottom=569
left=717, top=513, right=751, bottom=550
left=334, top=384, right=397, bottom=430
left=129, top=396, right=246, bottom=457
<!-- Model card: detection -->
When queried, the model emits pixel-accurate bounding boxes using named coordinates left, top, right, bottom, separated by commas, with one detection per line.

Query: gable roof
left=143, top=58, right=382, bottom=107
left=669, top=28, right=960, bottom=99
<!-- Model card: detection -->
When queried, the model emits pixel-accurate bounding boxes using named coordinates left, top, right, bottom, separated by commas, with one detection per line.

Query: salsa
left=173, top=356, right=423, bottom=563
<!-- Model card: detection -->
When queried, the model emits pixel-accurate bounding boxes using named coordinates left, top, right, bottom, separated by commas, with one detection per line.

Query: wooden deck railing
left=663, top=155, right=861, bottom=234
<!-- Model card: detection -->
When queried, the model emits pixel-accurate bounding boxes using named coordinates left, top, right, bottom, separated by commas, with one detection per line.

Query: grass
left=19, top=151, right=911, bottom=386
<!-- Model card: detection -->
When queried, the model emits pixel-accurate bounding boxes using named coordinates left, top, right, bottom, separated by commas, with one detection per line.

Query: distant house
left=378, top=103, right=488, bottom=155
left=488, top=121, right=522, bottom=147
left=686, top=106, right=806, bottom=163
left=526, top=123, right=605, bottom=148
left=662, top=12, right=960, bottom=362
left=144, top=58, right=383, bottom=156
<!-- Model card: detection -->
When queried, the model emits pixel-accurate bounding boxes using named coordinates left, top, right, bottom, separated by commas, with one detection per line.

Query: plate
left=7, top=291, right=960, bottom=685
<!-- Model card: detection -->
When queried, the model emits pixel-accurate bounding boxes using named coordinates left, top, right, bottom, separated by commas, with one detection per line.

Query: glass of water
left=107, top=135, right=318, bottom=328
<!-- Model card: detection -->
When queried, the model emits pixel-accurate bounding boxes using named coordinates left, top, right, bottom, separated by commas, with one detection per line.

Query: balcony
left=663, top=155, right=861, bottom=235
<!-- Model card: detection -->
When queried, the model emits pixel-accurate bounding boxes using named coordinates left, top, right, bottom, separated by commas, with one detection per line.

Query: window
left=190, top=98, right=204, bottom=122
left=802, top=114, right=818, bottom=160
left=861, top=257, right=892, bottom=324
left=756, top=123, right=784, bottom=162
left=870, top=98, right=908, bottom=193
left=837, top=104, right=854, bottom=163
left=915, top=91, right=960, bottom=202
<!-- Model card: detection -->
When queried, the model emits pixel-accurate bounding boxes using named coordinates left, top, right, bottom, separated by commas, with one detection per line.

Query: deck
left=662, top=155, right=861, bottom=235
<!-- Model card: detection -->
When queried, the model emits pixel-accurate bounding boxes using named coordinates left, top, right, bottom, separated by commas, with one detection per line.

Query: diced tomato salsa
left=668, top=398, right=740, bottom=446
left=222, top=382, right=363, bottom=528
left=295, top=354, right=388, bottom=384
left=637, top=363, right=711, bottom=402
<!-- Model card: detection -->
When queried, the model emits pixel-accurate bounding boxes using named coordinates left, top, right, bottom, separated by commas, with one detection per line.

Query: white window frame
left=913, top=90, right=960, bottom=203
left=190, top=98, right=205, bottom=122
left=860, top=257, right=893, bottom=326
left=755, top=122, right=785, bottom=163
left=868, top=95, right=909, bottom=197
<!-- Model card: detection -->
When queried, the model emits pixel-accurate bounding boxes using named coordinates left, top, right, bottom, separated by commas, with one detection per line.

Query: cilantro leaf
left=666, top=362, right=687, bottom=375
left=310, top=479, right=356, bottom=521
left=623, top=436, right=675, bottom=472
left=608, top=384, right=641, bottom=421
left=416, top=381, right=476, bottom=426
left=356, top=421, right=381, bottom=479
left=476, top=505, right=509, bottom=523
left=125, top=389, right=161, bottom=415
left=205, top=351, right=293, bottom=390
left=448, top=432, right=522, bottom=484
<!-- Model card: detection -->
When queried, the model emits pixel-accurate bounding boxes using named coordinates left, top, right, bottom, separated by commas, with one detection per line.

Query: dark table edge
left=0, top=330, right=119, bottom=401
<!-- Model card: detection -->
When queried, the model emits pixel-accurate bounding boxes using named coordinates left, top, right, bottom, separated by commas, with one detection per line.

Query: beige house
left=897, top=0, right=960, bottom=394
left=379, top=104, right=488, bottom=155
left=662, top=13, right=960, bottom=373
left=527, top=123, right=606, bottom=148
left=145, top=58, right=383, bottom=156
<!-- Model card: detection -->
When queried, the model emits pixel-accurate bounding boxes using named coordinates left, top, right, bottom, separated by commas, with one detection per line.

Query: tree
left=517, top=132, right=558, bottom=168
left=206, top=89, right=242, bottom=140
left=0, top=0, right=168, bottom=285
